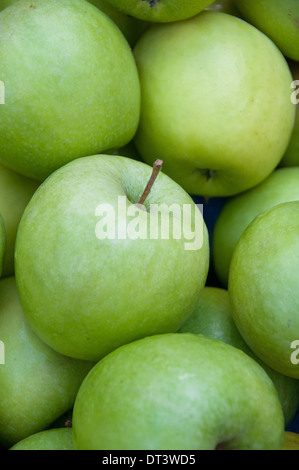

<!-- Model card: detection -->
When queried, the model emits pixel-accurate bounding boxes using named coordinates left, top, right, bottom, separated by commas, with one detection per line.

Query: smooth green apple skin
left=178, top=287, right=299, bottom=427
left=10, top=428, right=74, bottom=451
left=0, top=214, right=5, bottom=277
left=72, top=333, right=285, bottom=450
left=0, top=0, right=140, bottom=181
left=0, top=163, right=39, bottom=277
left=102, top=0, right=215, bottom=22
left=280, top=61, right=299, bottom=168
left=87, top=0, right=149, bottom=47
left=0, top=0, right=149, bottom=47
left=213, top=167, right=299, bottom=287
left=133, top=12, right=295, bottom=198
left=234, top=0, right=299, bottom=61
left=15, top=155, right=210, bottom=362
left=0, top=277, right=94, bottom=448
left=229, top=202, right=299, bottom=379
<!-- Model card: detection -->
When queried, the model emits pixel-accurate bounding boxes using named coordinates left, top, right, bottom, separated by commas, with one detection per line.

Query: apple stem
left=138, top=159, right=163, bottom=206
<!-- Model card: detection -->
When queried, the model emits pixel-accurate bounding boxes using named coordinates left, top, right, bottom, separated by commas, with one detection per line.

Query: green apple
left=87, top=0, right=149, bottom=47
left=0, top=0, right=17, bottom=10
left=234, top=0, right=299, bottom=61
left=0, top=277, right=94, bottom=448
left=0, top=214, right=5, bottom=277
left=280, top=61, right=299, bottom=168
left=0, top=163, right=39, bottom=278
left=229, top=201, right=299, bottom=379
left=0, top=0, right=140, bottom=181
left=283, top=432, right=299, bottom=450
left=0, top=0, right=149, bottom=47
left=15, top=155, right=210, bottom=361
left=205, top=0, right=240, bottom=15
left=72, top=333, right=285, bottom=450
left=178, top=287, right=299, bottom=427
left=213, top=167, right=299, bottom=287
left=133, top=11, right=295, bottom=198
left=101, top=0, right=215, bottom=22
left=10, top=428, right=74, bottom=451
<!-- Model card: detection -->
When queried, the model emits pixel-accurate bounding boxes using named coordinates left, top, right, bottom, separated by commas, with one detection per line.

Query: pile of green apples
left=0, top=0, right=298, bottom=451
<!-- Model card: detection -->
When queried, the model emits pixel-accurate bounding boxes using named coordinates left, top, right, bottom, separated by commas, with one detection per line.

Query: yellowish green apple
left=0, top=277, right=94, bottom=448
left=15, top=155, right=209, bottom=361
left=0, top=0, right=16, bottom=10
left=0, top=0, right=140, bottom=181
left=235, top=0, right=299, bottom=61
left=10, top=428, right=74, bottom=451
left=229, top=201, right=299, bottom=379
left=133, top=12, right=295, bottom=197
left=213, top=167, right=299, bottom=287
left=1, top=0, right=149, bottom=47
left=72, top=333, right=285, bottom=450
left=87, top=0, right=149, bottom=47
left=101, top=0, right=215, bottom=22
left=179, top=287, right=299, bottom=427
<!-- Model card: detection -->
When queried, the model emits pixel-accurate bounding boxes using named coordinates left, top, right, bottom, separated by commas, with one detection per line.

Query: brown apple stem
left=138, top=159, right=163, bottom=206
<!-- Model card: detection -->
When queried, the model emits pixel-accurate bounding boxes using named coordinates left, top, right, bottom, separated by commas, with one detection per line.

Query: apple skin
left=72, top=333, right=285, bottom=450
left=0, top=163, right=39, bottom=278
left=101, top=0, right=215, bottom=22
left=0, top=214, right=5, bottom=277
left=0, top=0, right=16, bottom=10
left=9, top=428, right=74, bottom=451
left=229, top=201, right=299, bottom=379
left=0, top=277, right=94, bottom=449
left=0, top=0, right=140, bottom=181
left=178, top=287, right=299, bottom=427
left=212, top=167, right=299, bottom=287
left=234, top=0, right=299, bottom=61
left=280, top=61, right=299, bottom=168
left=87, top=0, right=149, bottom=47
left=0, top=0, right=149, bottom=47
left=133, top=12, right=295, bottom=198
left=15, top=155, right=210, bottom=362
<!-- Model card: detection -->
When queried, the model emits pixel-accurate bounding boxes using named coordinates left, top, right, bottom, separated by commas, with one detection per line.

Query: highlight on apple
left=95, top=196, right=204, bottom=251
left=290, top=340, right=299, bottom=365
left=0, top=340, right=4, bottom=365
left=0, top=80, right=4, bottom=104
